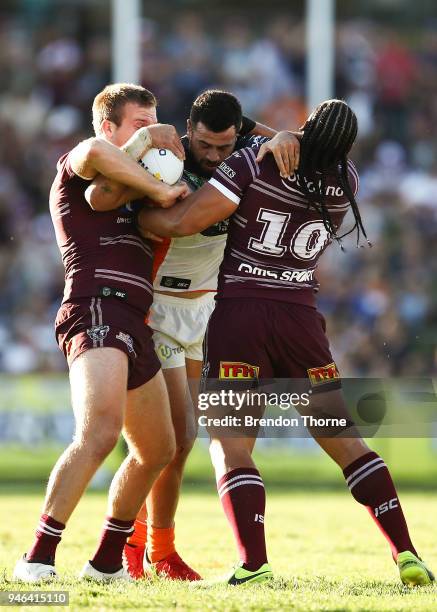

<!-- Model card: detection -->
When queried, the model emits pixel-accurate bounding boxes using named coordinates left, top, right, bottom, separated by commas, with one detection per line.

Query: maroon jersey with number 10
left=208, top=146, right=359, bottom=307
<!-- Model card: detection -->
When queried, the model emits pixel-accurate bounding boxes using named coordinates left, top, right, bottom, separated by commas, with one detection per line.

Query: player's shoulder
left=56, top=151, right=70, bottom=172
left=55, top=149, right=77, bottom=182
left=337, top=158, right=359, bottom=197
left=322, top=158, right=359, bottom=206
left=229, top=143, right=262, bottom=163
left=210, top=145, right=263, bottom=203
left=235, top=133, right=269, bottom=151
left=221, top=145, right=262, bottom=179
left=345, top=159, right=359, bottom=194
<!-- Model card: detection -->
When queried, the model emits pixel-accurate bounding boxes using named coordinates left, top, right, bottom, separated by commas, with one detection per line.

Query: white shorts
left=149, top=292, right=216, bottom=369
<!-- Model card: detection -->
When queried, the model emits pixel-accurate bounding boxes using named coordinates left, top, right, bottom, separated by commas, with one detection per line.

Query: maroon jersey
left=209, top=146, right=359, bottom=307
left=49, top=152, right=153, bottom=314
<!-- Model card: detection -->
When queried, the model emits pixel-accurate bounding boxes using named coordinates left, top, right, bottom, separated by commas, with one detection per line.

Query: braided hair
left=298, top=99, right=368, bottom=247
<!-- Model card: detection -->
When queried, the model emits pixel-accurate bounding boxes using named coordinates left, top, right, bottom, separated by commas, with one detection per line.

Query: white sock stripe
left=104, top=523, right=134, bottom=533
left=37, top=525, right=62, bottom=537
left=219, top=479, right=265, bottom=498
left=104, top=526, right=135, bottom=535
left=38, top=523, right=63, bottom=535
left=105, top=520, right=133, bottom=528
left=105, top=520, right=134, bottom=529
left=218, top=473, right=263, bottom=495
left=346, top=457, right=384, bottom=484
left=348, top=462, right=387, bottom=491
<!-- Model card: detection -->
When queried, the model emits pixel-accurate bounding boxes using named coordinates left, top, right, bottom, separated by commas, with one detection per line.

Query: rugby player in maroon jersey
left=87, top=90, right=301, bottom=581
left=134, top=99, right=434, bottom=587
left=13, top=83, right=192, bottom=583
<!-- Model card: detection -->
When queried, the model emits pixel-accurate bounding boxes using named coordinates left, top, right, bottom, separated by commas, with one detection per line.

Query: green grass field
left=1, top=489, right=436, bottom=611
left=3, top=437, right=437, bottom=488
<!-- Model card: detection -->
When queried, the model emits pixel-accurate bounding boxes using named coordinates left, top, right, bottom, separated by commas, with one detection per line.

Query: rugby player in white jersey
left=87, top=90, right=300, bottom=580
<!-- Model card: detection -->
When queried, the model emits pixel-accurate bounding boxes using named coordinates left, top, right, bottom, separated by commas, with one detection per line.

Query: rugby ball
left=139, top=148, right=184, bottom=185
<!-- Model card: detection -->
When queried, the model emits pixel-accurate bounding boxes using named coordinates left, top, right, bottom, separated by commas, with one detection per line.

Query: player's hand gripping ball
left=139, top=148, right=184, bottom=185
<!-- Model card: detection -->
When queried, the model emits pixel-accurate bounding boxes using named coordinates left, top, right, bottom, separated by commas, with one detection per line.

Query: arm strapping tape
left=121, top=127, right=153, bottom=160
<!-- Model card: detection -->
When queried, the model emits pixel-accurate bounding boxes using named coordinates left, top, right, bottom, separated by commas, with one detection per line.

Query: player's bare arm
left=119, top=123, right=185, bottom=161
left=84, top=124, right=185, bottom=211
left=137, top=184, right=236, bottom=238
left=83, top=128, right=146, bottom=210
left=244, top=116, right=300, bottom=176
left=86, top=180, right=189, bottom=213
left=256, top=130, right=301, bottom=178
left=85, top=179, right=141, bottom=211
left=88, top=129, right=301, bottom=212
left=248, top=121, right=278, bottom=139
left=147, top=123, right=185, bottom=160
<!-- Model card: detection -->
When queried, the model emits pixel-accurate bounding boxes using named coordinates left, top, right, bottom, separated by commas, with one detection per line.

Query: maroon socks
left=218, top=468, right=268, bottom=571
left=343, top=452, right=417, bottom=558
left=26, top=514, right=65, bottom=564
left=90, top=516, right=135, bottom=573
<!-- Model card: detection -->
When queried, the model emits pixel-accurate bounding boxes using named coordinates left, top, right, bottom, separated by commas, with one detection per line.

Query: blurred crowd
left=1, top=5, right=437, bottom=377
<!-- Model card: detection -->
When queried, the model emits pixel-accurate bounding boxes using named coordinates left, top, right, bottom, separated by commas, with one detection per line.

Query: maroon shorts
left=55, top=297, right=161, bottom=390
left=202, top=298, right=341, bottom=392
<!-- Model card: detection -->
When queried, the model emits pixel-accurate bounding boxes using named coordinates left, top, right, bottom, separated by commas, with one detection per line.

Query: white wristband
left=122, top=127, right=152, bottom=160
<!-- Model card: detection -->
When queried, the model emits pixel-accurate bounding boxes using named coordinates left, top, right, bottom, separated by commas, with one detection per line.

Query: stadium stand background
left=1, top=0, right=437, bottom=487
left=1, top=0, right=437, bottom=378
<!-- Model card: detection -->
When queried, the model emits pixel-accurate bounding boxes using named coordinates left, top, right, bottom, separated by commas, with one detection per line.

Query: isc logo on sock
left=254, top=514, right=264, bottom=523
left=375, top=497, right=398, bottom=517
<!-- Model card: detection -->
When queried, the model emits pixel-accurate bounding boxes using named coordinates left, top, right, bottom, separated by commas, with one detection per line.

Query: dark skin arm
left=256, top=131, right=300, bottom=178
left=250, top=121, right=278, bottom=138
left=136, top=184, right=237, bottom=238
left=250, top=121, right=302, bottom=177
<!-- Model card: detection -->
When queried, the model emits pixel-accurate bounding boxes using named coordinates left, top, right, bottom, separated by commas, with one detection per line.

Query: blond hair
left=92, top=83, right=157, bottom=134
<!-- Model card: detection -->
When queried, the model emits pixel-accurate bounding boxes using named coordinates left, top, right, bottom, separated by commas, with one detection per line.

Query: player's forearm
left=138, top=208, right=178, bottom=237
left=137, top=201, right=191, bottom=237
left=84, top=128, right=154, bottom=210
left=89, top=139, right=167, bottom=202
left=121, top=126, right=152, bottom=159
left=85, top=176, right=143, bottom=211
left=250, top=122, right=277, bottom=138
left=251, top=123, right=302, bottom=142
left=138, top=186, right=228, bottom=238
left=138, top=189, right=213, bottom=237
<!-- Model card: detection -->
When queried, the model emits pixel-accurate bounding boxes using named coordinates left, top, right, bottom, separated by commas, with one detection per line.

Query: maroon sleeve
left=208, top=146, right=260, bottom=205
left=324, top=159, right=359, bottom=206
left=346, top=159, right=359, bottom=197
left=56, top=152, right=76, bottom=182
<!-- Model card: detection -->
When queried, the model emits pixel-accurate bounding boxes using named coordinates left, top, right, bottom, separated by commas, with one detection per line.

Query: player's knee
left=166, top=429, right=178, bottom=462
left=174, top=427, right=197, bottom=459
left=209, top=438, right=230, bottom=467
left=76, top=425, right=121, bottom=462
left=170, top=440, right=194, bottom=470
left=140, top=432, right=177, bottom=471
left=209, top=437, right=251, bottom=469
left=93, top=430, right=120, bottom=460
left=154, top=436, right=177, bottom=471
